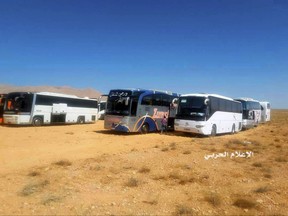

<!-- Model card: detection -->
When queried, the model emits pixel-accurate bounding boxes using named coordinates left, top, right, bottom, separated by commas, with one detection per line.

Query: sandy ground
left=0, top=110, right=287, bottom=215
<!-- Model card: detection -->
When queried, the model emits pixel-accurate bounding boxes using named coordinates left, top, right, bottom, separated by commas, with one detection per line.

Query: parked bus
left=234, top=98, right=261, bottom=129
left=3, top=92, right=98, bottom=126
left=260, top=101, right=271, bottom=123
left=104, top=88, right=179, bottom=133
left=0, top=94, right=7, bottom=124
left=174, top=94, right=243, bottom=136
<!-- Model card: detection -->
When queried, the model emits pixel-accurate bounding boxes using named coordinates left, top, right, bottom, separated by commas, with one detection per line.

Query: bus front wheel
left=32, top=116, right=43, bottom=126
left=141, top=123, right=149, bottom=134
left=210, top=124, right=217, bottom=137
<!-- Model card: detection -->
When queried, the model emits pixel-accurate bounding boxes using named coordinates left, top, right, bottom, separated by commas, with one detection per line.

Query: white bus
left=234, top=98, right=261, bottom=129
left=260, top=101, right=271, bottom=123
left=174, top=94, right=243, bottom=136
left=104, top=88, right=179, bottom=133
left=3, top=92, right=98, bottom=126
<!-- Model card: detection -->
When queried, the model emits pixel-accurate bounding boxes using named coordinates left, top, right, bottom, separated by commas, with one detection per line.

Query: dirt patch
left=0, top=110, right=287, bottom=215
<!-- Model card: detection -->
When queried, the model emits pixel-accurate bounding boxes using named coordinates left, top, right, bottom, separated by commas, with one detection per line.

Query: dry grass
left=53, top=160, right=72, bottom=167
left=254, top=186, right=270, bottom=193
left=19, top=180, right=49, bottom=196
left=168, top=171, right=195, bottom=185
left=174, top=205, right=195, bottom=216
left=138, top=166, right=151, bottom=173
left=275, top=157, right=287, bottom=163
left=41, top=194, right=62, bottom=205
left=233, top=198, right=257, bottom=209
left=28, top=171, right=41, bottom=177
left=252, top=162, right=263, bottom=167
left=161, top=147, right=169, bottom=152
left=204, top=192, right=222, bottom=206
left=170, top=142, right=177, bottom=150
left=125, top=178, right=140, bottom=187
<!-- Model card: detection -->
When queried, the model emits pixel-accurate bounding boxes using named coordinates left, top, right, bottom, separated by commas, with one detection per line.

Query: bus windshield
left=4, top=93, right=33, bottom=113
left=106, top=90, right=132, bottom=116
left=176, top=96, right=207, bottom=120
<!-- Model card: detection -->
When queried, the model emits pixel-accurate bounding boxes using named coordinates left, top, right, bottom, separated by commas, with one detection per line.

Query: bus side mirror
left=125, top=97, right=130, bottom=106
left=204, top=99, right=209, bottom=105
left=171, top=98, right=179, bottom=109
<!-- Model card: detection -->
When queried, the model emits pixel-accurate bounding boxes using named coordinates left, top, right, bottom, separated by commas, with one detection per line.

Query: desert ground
left=0, top=110, right=287, bottom=215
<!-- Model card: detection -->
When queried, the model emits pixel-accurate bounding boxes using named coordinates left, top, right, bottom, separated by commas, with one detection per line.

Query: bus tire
left=77, top=116, right=85, bottom=124
left=231, top=124, right=235, bottom=134
left=32, top=116, right=43, bottom=126
left=141, top=123, right=149, bottom=134
left=210, top=124, right=217, bottom=137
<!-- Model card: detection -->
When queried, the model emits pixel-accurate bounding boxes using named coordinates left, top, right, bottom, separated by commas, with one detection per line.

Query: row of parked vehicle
left=0, top=89, right=270, bottom=136
left=103, top=89, right=270, bottom=136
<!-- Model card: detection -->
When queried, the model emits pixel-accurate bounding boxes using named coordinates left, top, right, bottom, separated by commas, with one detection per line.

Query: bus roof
left=235, top=97, right=260, bottom=102
left=110, top=88, right=179, bottom=96
left=180, top=93, right=236, bottom=102
left=6, top=91, right=96, bottom=101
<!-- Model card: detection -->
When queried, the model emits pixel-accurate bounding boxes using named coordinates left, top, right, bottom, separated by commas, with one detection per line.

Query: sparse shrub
left=125, top=178, right=139, bottom=187
left=65, top=132, right=74, bottom=135
left=228, top=139, right=243, bottom=145
left=19, top=180, right=49, bottom=196
left=183, top=150, right=191, bottom=155
left=204, top=192, right=222, bottom=206
left=42, top=195, right=62, bottom=205
left=233, top=198, right=256, bottom=209
left=53, top=160, right=72, bottom=167
left=28, top=171, right=41, bottom=177
left=209, top=147, right=217, bottom=152
left=251, top=140, right=261, bottom=146
left=252, top=162, right=263, bottom=167
left=264, top=174, right=272, bottom=179
left=170, top=143, right=177, bottom=150
left=275, top=144, right=282, bottom=148
left=138, top=166, right=151, bottom=173
left=274, top=138, right=280, bottom=143
left=275, top=157, right=287, bottom=162
left=152, top=174, right=167, bottom=181
left=154, top=145, right=159, bottom=148
left=169, top=171, right=181, bottom=180
left=90, top=165, right=102, bottom=171
left=254, top=186, right=270, bottom=193
left=168, top=172, right=195, bottom=185
left=161, top=147, right=169, bottom=152
left=174, top=205, right=194, bottom=216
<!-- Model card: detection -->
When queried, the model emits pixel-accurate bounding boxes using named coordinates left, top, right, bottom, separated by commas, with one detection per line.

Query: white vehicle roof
left=180, top=93, right=236, bottom=102
left=235, top=97, right=260, bottom=102
left=36, top=92, right=96, bottom=100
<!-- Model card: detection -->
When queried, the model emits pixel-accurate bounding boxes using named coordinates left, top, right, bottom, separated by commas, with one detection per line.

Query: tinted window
left=36, top=95, right=97, bottom=108
left=141, top=95, right=152, bottom=105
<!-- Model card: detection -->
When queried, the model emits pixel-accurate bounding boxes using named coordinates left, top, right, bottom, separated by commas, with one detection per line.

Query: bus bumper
left=3, top=115, right=30, bottom=125
left=174, top=119, right=207, bottom=135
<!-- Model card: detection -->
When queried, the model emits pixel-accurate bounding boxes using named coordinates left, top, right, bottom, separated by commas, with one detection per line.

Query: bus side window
left=7, top=100, right=12, bottom=110
left=141, top=95, right=152, bottom=105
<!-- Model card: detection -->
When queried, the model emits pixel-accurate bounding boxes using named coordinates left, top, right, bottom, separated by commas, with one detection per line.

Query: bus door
left=51, top=103, right=67, bottom=123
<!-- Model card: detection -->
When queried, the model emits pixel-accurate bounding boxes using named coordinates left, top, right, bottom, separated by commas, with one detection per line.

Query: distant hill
left=0, top=84, right=102, bottom=99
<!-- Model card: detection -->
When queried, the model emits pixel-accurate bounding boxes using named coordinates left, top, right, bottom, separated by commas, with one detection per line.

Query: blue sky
left=0, top=0, right=287, bottom=108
